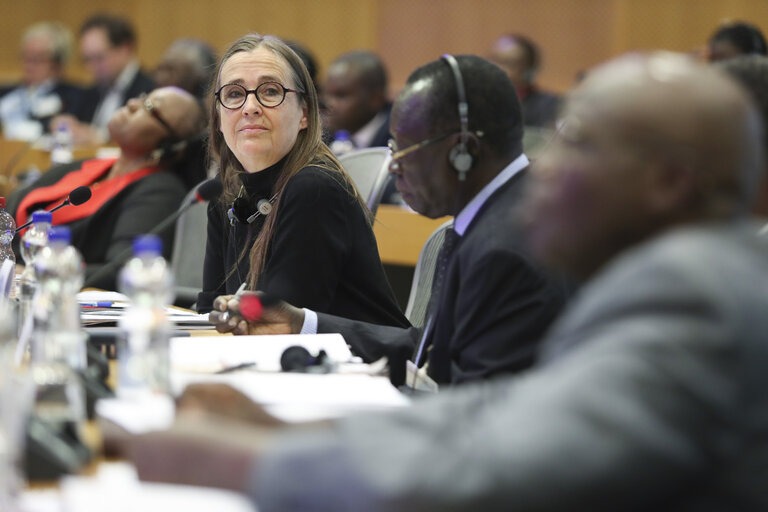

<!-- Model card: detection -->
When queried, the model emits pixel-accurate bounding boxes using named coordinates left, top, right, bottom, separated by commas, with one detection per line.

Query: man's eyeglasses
left=387, top=132, right=455, bottom=170
left=388, top=130, right=483, bottom=169
left=140, top=93, right=179, bottom=139
left=216, top=82, right=300, bottom=110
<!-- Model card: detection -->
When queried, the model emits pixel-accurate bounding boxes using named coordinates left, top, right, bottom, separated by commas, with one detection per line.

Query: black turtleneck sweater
left=198, top=160, right=409, bottom=329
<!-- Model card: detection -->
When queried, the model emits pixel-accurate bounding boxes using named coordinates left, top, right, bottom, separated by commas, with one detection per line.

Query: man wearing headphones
left=210, top=55, right=567, bottom=388
left=489, top=33, right=560, bottom=128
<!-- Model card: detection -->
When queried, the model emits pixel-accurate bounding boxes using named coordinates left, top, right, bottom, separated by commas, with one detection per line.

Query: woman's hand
left=209, top=294, right=249, bottom=334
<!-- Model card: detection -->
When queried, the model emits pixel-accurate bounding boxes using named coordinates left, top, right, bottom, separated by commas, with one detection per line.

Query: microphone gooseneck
left=82, top=178, right=222, bottom=289
left=15, top=186, right=93, bottom=233
left=195, top=179, right=223, bottom=203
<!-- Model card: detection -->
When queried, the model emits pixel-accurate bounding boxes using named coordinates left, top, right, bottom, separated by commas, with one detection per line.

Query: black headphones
left=442, top=54, right=473, bottom=180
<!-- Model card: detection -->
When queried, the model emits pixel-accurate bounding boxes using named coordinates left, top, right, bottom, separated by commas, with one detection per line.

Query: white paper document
left=171, top=372, right=410, bottom=422
left=169, top=333, right=353, bottom=373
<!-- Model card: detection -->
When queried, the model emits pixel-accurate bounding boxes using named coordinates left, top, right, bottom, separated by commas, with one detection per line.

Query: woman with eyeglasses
left=198, top=34, right=407, bottom=331
left=7, top=86, right=205, bottom=291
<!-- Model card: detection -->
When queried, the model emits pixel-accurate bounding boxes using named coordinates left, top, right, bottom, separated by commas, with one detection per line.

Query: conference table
left=18, top=302, right=409, bottom=512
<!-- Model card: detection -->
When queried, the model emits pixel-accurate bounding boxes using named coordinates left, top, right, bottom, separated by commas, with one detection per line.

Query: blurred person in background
left=8, top=86, right=204, bottom=290
left=323, top=50, right=391, bottom=149
left=0, top=22, right=83, bottom=141
left=154, top=38, right=217, bottom=103
left=707, top=20, right=767, bottom=62
left=52, top=13, right=156, bottom=145
left=322, top=50, right=400, bottom=203
left=489, top=33, right=560, bottom=128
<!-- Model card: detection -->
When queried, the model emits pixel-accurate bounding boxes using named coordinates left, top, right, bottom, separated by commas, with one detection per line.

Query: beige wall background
left=1, top=0, right=768, bottom=95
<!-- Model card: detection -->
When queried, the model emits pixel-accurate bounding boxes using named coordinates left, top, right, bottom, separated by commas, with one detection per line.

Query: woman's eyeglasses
left=216, top=82, right=300, bottom=110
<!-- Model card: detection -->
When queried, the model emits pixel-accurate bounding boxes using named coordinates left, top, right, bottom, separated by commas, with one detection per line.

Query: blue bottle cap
left=133, top=234, right=162, bottom=256
left=32, top=210, right=53, bottom=223
left=48, top=226, right=71, bottom=244
left=334, top=130, right=351, bottom=141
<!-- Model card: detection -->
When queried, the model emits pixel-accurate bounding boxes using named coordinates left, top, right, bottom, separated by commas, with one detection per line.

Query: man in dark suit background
left=322, top=50, right=403, bottom=204
left=323, top=50, right=391, bottom=149
left=52, top=13, right=156, bottom=145
left=133, top=51, right=768, bottom=511
left=489, top=33, right=560, bottom=129
left=211, top=55, right=567, bottom=388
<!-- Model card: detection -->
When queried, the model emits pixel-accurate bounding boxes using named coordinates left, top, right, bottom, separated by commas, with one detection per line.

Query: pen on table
left=80, top=301, right=114, bottom=308
left=215, top=362, right=257, bottom=374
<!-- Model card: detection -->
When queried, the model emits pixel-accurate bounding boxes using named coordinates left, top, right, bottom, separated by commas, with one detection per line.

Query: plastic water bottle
left=330, top=130, right=356, bottom=156
left=118, top=235, right=173, bottom=397
left=0, top=198, right=15, bottom=267
left=50, top=123, right=74, bottom=165
left=17, top=210, right=51, bottom=337
left=19, top=210, right=51, bottom=266
left=31, top=226, right=86, bottom=369
left=0, top=198, right=16, bottom=301
left=29, top=226, right=86, bottom=426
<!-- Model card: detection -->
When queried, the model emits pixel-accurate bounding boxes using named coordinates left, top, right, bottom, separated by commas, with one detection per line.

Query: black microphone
left=83, top=178, right=223, bottom=288
left=15, top=186, right=92, bottom=233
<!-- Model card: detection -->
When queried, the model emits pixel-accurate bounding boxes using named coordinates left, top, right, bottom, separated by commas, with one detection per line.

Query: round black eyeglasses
left=215, top=82, right=300, bottom=110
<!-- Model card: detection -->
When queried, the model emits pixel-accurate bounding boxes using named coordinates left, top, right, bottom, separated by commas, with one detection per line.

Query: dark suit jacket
left=0, top=81, right=85, bottom=132
left=71, top=68, right=156, bottom=124
left=317, top=168, right=567, bottom=385
left=367, top=104, right=391, bottom=148
left=521, top=88, right=560, bottom=128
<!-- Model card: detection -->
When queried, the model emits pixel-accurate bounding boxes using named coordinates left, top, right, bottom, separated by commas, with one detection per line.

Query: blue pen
left=80, top=301, right=114, bottom=308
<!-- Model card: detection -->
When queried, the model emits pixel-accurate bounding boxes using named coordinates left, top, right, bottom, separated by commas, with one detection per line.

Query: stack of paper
left=169, top=334, right=410, bottom=422
left=77, top=291, right=211, bottom=328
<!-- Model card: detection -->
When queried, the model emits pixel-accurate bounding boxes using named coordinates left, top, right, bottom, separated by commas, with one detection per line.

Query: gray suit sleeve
left=251, top=236, right=753, bottom=511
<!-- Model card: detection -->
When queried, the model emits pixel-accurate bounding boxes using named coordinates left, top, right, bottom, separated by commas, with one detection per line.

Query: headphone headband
left=442, top=54, right=469, bottom=146
left=441, top=54, right=473, bottom=179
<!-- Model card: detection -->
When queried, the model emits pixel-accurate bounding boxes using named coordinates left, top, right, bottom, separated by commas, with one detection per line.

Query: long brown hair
left=209, top=34, right=369, bottom=288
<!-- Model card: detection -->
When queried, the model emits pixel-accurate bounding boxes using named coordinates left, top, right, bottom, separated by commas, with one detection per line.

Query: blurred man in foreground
left=132, top=52, right=768, bottom=511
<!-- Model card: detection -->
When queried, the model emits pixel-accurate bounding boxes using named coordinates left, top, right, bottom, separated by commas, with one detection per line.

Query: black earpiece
left=442, top=54, right=473, bottom=180
left=228, top=196, right=274, bottom=226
